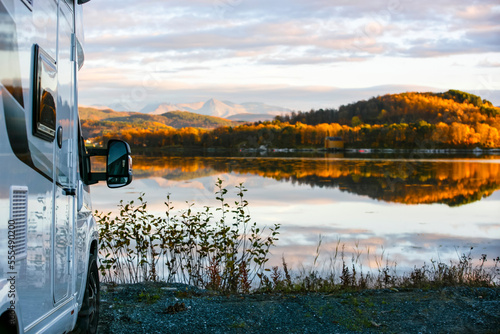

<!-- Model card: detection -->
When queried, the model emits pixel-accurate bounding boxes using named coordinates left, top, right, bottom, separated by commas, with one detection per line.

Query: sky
left=78, top=0, right=500, bottom=112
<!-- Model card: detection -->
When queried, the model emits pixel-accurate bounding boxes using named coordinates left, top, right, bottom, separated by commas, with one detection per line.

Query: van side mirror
left=86, top=140, right=132, bottom=188
left=106, top=140, right=133, bottom=188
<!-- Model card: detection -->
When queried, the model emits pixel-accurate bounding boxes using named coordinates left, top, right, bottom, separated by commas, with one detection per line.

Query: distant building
left=325, top=136, right=344, bottom=150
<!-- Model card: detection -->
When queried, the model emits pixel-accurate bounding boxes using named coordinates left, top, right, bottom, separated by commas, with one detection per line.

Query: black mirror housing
left=106, top=140, right=133, bottom=188
left=85, top=140, right=132, bottom=187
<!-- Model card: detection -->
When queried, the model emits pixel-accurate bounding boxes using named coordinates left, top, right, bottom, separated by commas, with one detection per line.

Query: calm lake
left=91, top=153, right=500, bottom=275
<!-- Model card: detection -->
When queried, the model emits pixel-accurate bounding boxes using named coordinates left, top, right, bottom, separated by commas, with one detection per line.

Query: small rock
left=160, top=302, right=188, bottom=314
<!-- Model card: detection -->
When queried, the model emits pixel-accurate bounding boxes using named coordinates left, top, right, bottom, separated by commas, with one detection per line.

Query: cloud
left=79, top=0, right=500, bottom=109
left=399, top=28, right=500, bottom=58
left=78, top=71, right=446, bottom=111
left=466, top=28, right=500, bottom=52
left=477, top=59, right=500, bottom=68
left=83, top=0, right=500, bottom=63
left=455, top=3, right=500, bottom=24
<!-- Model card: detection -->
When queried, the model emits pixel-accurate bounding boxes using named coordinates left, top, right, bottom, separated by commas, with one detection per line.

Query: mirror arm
left=84, top=148, right=107, bottom=184
left=88, top=172, right=106, bottom=183
left=86, top=148, right=107, bottom=157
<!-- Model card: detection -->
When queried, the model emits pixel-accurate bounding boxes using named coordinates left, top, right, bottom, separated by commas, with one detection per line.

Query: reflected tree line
left=129, top=156, right=500, bottom=206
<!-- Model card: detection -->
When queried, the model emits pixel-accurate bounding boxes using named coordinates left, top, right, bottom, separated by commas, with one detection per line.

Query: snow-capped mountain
left=139, top=103, right=179, bottom=115
left=139, top=99, right=291, bottom=119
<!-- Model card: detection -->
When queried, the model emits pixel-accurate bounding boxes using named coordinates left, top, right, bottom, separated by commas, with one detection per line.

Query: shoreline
left=128, top=145, right=500, bottom=158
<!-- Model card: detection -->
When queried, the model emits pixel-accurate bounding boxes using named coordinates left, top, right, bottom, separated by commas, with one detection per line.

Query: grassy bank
left=95, top=180, right=499, bottom=293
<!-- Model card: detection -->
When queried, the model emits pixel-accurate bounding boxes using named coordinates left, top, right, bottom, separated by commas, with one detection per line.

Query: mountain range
left=137, top=99, right=292, bottom=121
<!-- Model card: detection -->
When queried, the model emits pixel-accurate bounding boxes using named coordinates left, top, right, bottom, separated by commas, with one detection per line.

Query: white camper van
left=0, top=0, right=132, bottom=333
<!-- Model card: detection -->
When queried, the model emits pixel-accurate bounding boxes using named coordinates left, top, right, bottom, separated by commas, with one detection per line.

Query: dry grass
left=258, top=244, right=499, bottom=293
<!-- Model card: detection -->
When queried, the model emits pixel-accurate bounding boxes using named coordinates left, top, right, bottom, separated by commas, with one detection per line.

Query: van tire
left=72, top=253, right=100, bottom=334
left=0, top=310, right=18, bottom=334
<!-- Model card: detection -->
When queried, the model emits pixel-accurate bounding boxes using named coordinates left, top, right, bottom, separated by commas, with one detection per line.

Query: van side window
left=32, top=44, right=57, bottom=142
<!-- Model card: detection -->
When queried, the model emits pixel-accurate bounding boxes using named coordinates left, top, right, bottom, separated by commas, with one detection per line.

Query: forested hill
left=275, top=90, right=500, bottom=127
left=80, top=107, right=238, bottom=139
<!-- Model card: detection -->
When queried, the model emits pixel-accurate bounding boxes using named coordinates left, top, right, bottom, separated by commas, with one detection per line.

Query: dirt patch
left=98, top=282, right=500, bottom=333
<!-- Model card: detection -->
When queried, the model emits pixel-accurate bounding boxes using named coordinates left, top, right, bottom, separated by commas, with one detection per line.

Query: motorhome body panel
left=0, top=0, right=96, bottom=332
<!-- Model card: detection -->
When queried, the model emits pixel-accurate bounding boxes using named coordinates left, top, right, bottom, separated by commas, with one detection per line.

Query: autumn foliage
left=83, top=90, right=500, bottom=149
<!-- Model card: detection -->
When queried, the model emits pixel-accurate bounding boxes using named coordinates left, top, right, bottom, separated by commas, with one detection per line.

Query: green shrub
left=96, top=178, right=280, bottom=293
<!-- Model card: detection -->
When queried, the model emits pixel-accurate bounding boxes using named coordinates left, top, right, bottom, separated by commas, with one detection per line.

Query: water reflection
left=91, top=155, right=500, bottom=275
left=129, top=156, right=500, bottom=206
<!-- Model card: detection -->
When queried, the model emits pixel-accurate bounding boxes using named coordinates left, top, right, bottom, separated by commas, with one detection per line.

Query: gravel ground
left=98, top=282, right=500, bottom=333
